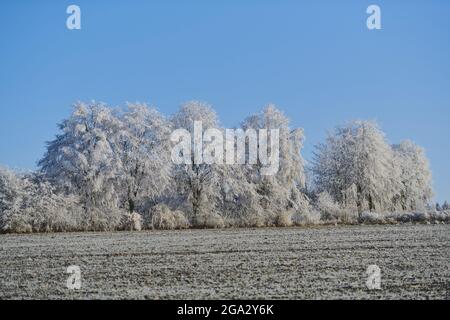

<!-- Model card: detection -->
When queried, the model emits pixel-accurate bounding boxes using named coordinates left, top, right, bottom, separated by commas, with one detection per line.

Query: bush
left=429, top=210, right=449, bottom=223
left=384, top=211, right=430, bottom=224
left=172, top=210, right=190, bottom=229
left=235, top=212, right=267, bottom=228
left=411, top=212, right=429, bottom=222
left=81, top=207, right=123, bottom=231
left=315, top=192, right=342, bottom=220
left=0, top=169, right=86, bottom=233
left=7, top=214, right=33, bottom=233
left=292, top=209, right=321, bottom=226
left=364, top=211, right=450, bottom=224
left=275, top=211, right=293, bottom=227
left=146, top=204, right=190, bottom=230
left=359, top=212, right=385, bottom=224
left=192, top=212, right=225, bottom=228
left=120, top=212, right=143, bottom=231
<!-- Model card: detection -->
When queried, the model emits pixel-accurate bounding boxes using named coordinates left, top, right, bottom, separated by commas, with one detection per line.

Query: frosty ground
left=0, top=224, right=448, bottom=299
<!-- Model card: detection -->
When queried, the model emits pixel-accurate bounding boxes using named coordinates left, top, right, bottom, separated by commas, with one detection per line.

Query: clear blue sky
left=0, top=0, right=449, bottom=202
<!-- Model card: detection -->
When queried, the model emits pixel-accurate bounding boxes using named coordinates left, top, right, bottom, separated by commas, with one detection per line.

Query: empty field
left=0, top=224, right=448, bottom=299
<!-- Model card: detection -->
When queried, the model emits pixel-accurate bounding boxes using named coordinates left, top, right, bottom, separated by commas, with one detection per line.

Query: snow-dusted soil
left=0, top=224, right=448, bottom=299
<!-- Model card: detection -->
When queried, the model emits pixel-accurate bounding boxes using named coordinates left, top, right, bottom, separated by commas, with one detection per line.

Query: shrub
left=235, top=212, right=267, bottom=228
left=292, top=209, right=321, bottom=226
left=146, top=204, right=190, bottom=230
left=384, top=211, right=429, bottom=223
left=411, top=212, right=429, bottom=222
left=359, top=212, right=385, bottom=224
left=192, top=212, right=225, bottom=229
left=0, top=169, right=86, bottom=233
left=275, top=211, right=293, bottom=227
left=121, top=212, right=143, bottom=231
left=8, top=214, right=33, bottom=233
left=429, top=210, right=449, bottom=223
left=172, top=210, right=190, bottom=229
left=315, top=192, right=342, bottom=220
left=81, top=207, right=123, bottom=231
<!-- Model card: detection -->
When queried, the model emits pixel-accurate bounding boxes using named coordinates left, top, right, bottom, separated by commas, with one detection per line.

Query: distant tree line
left=0, top=101, right=447, bottom=233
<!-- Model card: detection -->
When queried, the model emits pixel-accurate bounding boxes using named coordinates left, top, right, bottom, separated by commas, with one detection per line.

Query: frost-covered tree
left=392, top=140, right=433, bottom=211
left=312, top=120, right=400, bottom=215
left=18, top=173, right=82, bottom=232
left=38, top=102, right=123, bottom=230
left=0, top=167, right=26, bottom=231
left=442, top=201, right=449, bottom=211
left=115, top=103, right=172, bottom=213
left=170, top=101, right=222, bottom=224
left=3, top=98, right=440, bottom=232
left=0, top=168, right=81, bottom=233
left=315, top=191, right=343, bottom=221
left=240, top=105, right=309, bottom=223
left=214, top=162, right=265, bottom=226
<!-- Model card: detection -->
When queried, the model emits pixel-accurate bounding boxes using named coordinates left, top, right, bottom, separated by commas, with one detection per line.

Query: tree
left=116, top=103, right=172, bottom=213
left=18, top=173, right=82, bottom=232
left=0, top=168, right=81, bottom=233
left=0, top=167, right=26, bottom=232
left=170, top=101, right=222, bottom=223
left=38, top=102, right=123, bottom=230
left=312, top=120, right=400, bottom=215
left=240, top=105, right=309, bottom=223
left=392, top=140, right=433, bottom=211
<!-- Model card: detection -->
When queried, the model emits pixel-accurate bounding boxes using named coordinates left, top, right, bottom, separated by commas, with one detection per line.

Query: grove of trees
left=311, top=121, right=434, bottom=218
left=0, top=101, right=446, bottom=233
